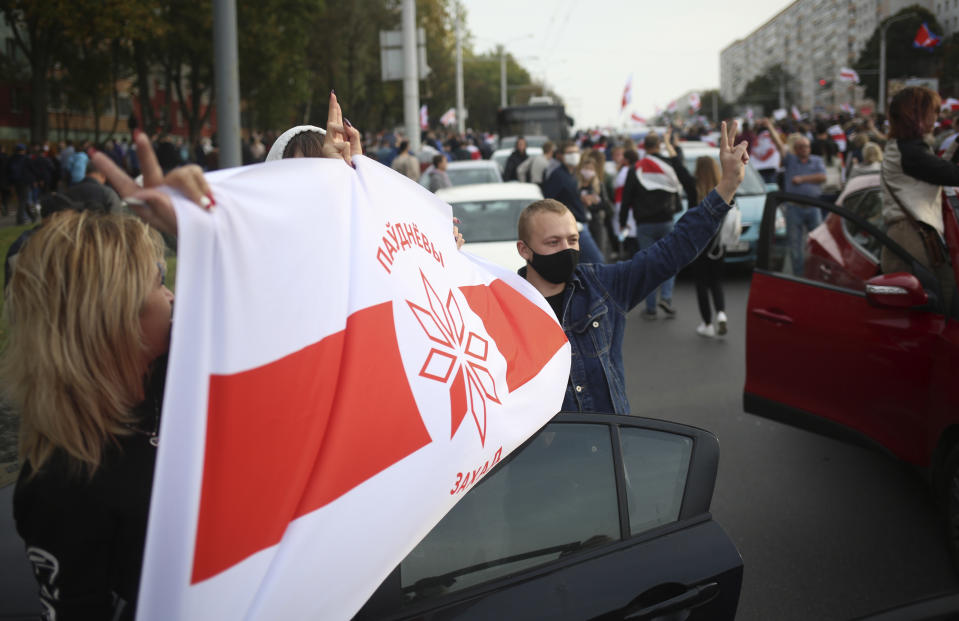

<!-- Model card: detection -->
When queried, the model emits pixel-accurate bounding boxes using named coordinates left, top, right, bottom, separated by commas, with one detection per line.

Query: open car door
left=744, top=187, right=959, bottom=467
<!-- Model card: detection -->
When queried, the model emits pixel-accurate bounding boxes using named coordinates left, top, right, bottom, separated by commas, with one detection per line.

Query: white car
left=436, top=182, right=544, bottom=271
left=419, top=160, right=502, bottom=188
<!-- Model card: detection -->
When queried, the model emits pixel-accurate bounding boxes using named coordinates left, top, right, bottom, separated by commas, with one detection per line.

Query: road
left=625, top=269, right=959, bottom=620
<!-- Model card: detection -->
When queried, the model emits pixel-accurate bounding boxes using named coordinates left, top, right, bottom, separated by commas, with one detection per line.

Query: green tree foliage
left=853, top=5, right=943, bottom=103
left=699, top=89, right=736, bottom=123
left=736, top=64, right=797, bottom=116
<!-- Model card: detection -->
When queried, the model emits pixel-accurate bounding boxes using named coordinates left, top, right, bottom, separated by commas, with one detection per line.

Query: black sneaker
left=658, top=299, right=677, bottom=318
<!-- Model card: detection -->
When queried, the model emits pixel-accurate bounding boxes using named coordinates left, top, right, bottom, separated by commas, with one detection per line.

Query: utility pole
left=454, top=2, right=465, bottom=135
left=499, top=44, right=507, bottom=108
left=402, top=0, right=421, bottom=153
left=213, top=0, right=240, bottom=168
left=879, top=12, right=916, bottom=115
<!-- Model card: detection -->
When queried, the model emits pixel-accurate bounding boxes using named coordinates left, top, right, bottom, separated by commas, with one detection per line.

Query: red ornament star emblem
left=407, top=270, right=500, bottom=445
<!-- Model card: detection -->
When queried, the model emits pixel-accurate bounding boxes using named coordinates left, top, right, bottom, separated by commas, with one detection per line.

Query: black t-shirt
left=546, top=291, right=565, bottom=320
left=13, top=357, right=167, bottom=621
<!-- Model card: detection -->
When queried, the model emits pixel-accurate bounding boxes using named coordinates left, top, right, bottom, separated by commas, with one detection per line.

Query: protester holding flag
left=7, top=92, right=362, bottom=621
left=519, top=121, right=749, bottom=414
left=881, top=86, right=959, bottom=313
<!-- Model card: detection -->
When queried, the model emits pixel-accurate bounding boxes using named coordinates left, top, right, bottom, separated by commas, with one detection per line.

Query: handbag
left=882, top=174, right=949, bottom=267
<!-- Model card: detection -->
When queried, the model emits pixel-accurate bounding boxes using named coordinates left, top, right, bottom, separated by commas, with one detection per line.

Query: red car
left=745, top=179, right=959, bottom=559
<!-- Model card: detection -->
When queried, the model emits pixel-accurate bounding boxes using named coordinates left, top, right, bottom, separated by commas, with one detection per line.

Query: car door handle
left=751, top=308, right=794, bottom=325
left=624, top=582, right=720, bottom=620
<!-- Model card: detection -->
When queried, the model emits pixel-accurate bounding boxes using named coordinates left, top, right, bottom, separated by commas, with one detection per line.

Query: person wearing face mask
left=543, top=141, right=605, bottom=264
left=517, top=121, right=749, bottom=414
left=881, top=86, right=959, bottom=314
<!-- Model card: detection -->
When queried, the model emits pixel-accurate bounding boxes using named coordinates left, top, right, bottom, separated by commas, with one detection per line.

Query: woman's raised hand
left=92, top=132, right=212, bottom=237
left=322, top=91, right=363, bottom=166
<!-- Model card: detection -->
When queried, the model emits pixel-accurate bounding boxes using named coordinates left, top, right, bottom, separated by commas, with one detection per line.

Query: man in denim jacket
left=516, top=122, right=749, bottom=414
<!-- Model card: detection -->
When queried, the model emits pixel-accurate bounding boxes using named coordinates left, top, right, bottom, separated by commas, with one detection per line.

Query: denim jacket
left=555, top=189, right=730, bottom=414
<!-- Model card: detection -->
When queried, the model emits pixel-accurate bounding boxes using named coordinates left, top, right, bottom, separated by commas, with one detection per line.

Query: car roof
left=436, top=182, right=544, bottom=203
left=447, top=160, right=498, bottom=170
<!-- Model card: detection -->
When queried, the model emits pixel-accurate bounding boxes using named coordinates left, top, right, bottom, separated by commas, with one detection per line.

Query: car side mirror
left=864, top=272, right=928, bottom=308
left=764, top=182, right=780, bottom=193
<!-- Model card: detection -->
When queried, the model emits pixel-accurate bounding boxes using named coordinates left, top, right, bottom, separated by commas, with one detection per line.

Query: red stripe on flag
left=192, top=302, right=432, bottom=584
left=459, top=280, right=567, bottom=393
left=637, top=158, right=665, bottom=174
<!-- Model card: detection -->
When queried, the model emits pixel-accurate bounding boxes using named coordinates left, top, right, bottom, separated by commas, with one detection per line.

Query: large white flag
left=138, top=156, right=570, bottom=620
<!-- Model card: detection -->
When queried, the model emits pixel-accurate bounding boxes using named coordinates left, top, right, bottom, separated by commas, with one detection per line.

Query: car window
left=770, top=201, right=888, bottom=292
left=399, top=423, right=619, bottom=604
left=450, top=199, right=527, bottom=242
left=839, top=187, right=885, bottom=263
left=448, top=167, right=500, bottom=186
left=619, top=427, right=692, bottom=535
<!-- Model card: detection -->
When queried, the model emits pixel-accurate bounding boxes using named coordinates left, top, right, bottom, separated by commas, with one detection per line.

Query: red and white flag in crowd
left=753, top=130, right=780, bottom=171
left=419, top=104, right=429, bottom=129
left=137, top=157, right=571, bottom=620
left=942, top=98, right=959, bottom=112
left=666, top=100, right=677, bottom=114
left=688, top=92, right=701, bottom=112
left=914, top=22, right=941, bottom=49
left=827, top=124, right=847, bottom=152
left=838, top=67, right=860, bottom=84
left=621, top=74, right=633, bottom=111
left=440, top=107, right=456, bottom=127
left=637, top=154, right=682, bottom=194
left=790, top=105, right=801, bottom=120
left=630, top=112, right=647, bottom=124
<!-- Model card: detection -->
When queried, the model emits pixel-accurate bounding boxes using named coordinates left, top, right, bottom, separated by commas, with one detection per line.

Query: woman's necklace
left=125, top=393, right=160, bottom=447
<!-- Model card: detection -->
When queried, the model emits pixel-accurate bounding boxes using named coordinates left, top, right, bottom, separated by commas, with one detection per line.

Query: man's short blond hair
left=517, top=199, right=571, bottom=243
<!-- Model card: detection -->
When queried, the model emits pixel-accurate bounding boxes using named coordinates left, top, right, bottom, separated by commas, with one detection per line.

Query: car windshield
left=450, top=199, right=528, bottom=242
left=448, top=167, right=501, bottom=186
left=683, top=154, right=766, bottom=196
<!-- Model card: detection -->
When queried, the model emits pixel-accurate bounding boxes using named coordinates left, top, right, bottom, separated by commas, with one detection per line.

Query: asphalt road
left=626, top=269, right=959, bottom=620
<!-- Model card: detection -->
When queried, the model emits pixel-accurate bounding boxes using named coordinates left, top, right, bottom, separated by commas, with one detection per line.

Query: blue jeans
left=578, top=225, right=605, bottom=264
left=636, top=221, right=675, bottom=312
left=785, top=204, right=822, bottom=276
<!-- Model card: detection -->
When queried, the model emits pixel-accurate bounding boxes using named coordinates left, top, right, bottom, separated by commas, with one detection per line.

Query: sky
left=462, top=0, right=795, bottom=129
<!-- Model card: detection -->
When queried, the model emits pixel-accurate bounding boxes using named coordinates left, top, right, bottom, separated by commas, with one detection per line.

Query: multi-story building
left=720, top=0, right=939, bottom=112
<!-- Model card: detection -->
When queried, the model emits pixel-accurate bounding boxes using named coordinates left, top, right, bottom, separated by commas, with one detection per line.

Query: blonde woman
left=847, top=142, right=882, bottom=179
left=689, top=156, right=727, bottom=337
left=577, top=155, right=611, bottom=260
left=7, top=91, right=361, bottom=620
left=6, top=209, right=174, bottom=619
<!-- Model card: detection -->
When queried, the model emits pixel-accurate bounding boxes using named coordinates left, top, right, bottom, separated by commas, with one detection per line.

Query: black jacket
left=14, top=357, right=167, bottom=621
left=620, top=151, right=696, bottom=226
left=503, top=149, right=528, bottom=182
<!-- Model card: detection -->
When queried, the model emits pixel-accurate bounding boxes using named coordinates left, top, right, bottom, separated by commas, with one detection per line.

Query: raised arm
left=761, top=118, right=786, bottom=158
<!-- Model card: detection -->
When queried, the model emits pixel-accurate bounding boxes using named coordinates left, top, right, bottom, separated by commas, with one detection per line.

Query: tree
left=853, top=5, right=943, bottom=103
left=736, top=64, right=797, bottom=116
left=699, top=89, right=736, bottom=123
left=0, top=0, right=66, bottom=143
left=940, top=32, right=959, bottom=98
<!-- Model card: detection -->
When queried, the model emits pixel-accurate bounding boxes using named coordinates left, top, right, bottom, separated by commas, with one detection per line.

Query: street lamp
left=879, top=12, right=917, bottom=115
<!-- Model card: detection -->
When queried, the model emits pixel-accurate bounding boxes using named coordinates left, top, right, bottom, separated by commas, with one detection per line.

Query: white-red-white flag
left=138, top=157, right=571, bottom=620
left=791, top=105, right=801, bottom=120
left=838, top=67, right=860, bottom=84
left=666, top=100, right=678, bottom=114
left=827, top=124, right=847, bottom=152
left=637, top=154, right=682, bottom=194
left=419, top=104, right=429, bottom=129
left=440, top=108, right=456, bottom=127
left=621, top=74, right=633, bottom=111
left=688, top=92, right=701, bottom=111
left=753, top=130, right=780, bottom=171
left=630, top=112, right=647, bottom=124
left=942, top=98, right=959, bottom=112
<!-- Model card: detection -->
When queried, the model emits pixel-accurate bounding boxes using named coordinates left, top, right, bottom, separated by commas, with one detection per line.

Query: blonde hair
left=862, top=142, right=883, bottom=165
left=694, top=156, right=721, bottom=205
left=576, top=158, right=600, bottom=193
left=2, top=210, right=166, bottom=477
left=517, top=198, right=571, bottom=242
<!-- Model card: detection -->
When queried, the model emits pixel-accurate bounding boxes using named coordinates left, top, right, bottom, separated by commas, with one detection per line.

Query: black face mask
left=528, top=248, right=580, bottom=284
